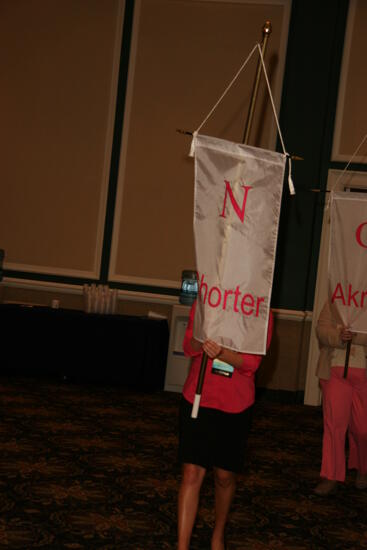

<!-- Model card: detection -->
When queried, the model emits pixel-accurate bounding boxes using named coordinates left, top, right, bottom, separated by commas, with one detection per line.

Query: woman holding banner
left=177, top=300, right=273, bottom=550
left=314, top=300, right=367, bottom=496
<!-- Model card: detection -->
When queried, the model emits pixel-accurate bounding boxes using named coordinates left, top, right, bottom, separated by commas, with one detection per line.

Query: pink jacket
left=182, top=301, right=273, bottom=413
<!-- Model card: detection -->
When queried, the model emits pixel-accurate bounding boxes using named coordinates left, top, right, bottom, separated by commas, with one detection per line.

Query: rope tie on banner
left=189, top=42, right=295, bottom=195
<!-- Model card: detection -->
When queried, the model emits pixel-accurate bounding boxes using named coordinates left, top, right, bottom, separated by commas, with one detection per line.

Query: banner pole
left=191, top=352, right=209, bottom=418
left=343, top=340, right=351, bottom=379
left=191, top=21, right=272, bottom=420
left=242, top=21, right=272, bottom=145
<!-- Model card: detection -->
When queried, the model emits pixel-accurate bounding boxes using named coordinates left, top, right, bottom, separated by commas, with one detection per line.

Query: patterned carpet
left=0, top=376, right=366, bottom=549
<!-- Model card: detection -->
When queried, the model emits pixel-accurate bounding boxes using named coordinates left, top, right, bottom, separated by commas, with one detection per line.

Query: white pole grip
left=191, top=394, right=201, bottom=419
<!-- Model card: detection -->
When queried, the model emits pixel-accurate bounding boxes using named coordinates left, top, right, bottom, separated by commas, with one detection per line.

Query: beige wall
left=1, top=1, right=366, bottom=395
left=332, top=0, right=367, bottom=162
left=110, top=0, right=291, bottom=288
left=0, top=0, right=293, bottom=289
left=0, top=0, right=124, bottom=278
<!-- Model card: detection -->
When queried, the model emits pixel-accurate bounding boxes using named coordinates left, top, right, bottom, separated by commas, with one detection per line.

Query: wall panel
left=0, top=0, right=125, bottom=278
left=110, top=0, right=291, bottom=287
left=332, top=0, right=367, bottom=162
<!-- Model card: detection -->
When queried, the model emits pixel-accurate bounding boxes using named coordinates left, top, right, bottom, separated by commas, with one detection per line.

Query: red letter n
left=220, top=180, right=252, bottom=223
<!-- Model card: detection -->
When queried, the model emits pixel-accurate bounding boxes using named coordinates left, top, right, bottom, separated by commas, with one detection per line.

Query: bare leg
left=211, top=467, right=237, bottom=550
left=178, top=463, right=206, bottom=550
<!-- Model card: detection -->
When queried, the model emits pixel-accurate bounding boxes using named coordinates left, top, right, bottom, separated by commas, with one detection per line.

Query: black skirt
left=178, top=397, right=253, bottom=473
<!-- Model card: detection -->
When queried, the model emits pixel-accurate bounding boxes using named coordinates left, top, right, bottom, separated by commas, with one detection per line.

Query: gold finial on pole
left=242, top=20, right=272, bottom=145
left=263, top=19, right=272, bottom=36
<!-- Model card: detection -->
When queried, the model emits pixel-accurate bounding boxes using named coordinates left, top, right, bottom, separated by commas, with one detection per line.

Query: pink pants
left=320, top=366, right=367, bottom=481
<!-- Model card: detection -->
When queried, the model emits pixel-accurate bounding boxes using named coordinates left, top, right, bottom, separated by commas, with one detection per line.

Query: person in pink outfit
left=314, top=300, right=367, bottom=496
left=177, top=300, right=273, bottom=550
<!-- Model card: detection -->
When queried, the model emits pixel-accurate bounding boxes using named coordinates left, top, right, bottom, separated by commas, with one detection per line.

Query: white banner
left=329, top=191, right=367, bottom=333
left=192, top=134, right=286, bottom=355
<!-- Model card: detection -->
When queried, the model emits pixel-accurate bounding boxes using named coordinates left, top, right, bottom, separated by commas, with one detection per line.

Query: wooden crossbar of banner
left=177, top=128, right=304, bottom=161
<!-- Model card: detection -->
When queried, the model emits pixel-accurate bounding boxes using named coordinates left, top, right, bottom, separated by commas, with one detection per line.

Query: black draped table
left=0, top=304, right=169, bottom=390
